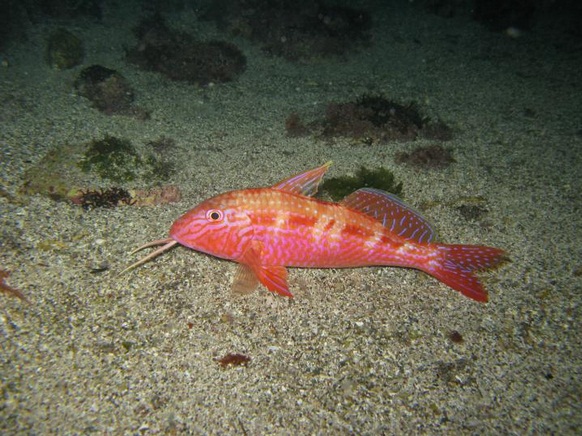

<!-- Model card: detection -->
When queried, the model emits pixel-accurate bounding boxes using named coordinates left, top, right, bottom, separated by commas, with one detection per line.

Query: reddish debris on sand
left=217, top=353, right=251, bottom=368
left=0, top=269, right=28, bottom=302
left=131, top=185, right=181, bottom=206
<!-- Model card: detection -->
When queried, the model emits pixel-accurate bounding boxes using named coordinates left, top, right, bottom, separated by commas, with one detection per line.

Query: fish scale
left=241, top=190, right=373, bottom=266
left=124, top=162, right=507, bottom=303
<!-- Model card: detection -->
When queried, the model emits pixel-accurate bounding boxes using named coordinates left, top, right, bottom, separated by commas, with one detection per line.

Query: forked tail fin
left=427, top=244, right=507, bottom=302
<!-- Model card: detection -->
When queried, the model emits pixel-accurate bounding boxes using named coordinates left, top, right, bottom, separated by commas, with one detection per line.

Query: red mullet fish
left=123, top=162, right=506, bottom=302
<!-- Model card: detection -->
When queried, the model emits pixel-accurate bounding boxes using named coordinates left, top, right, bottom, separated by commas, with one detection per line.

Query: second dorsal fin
left=341, top=188, right=436, bottom=244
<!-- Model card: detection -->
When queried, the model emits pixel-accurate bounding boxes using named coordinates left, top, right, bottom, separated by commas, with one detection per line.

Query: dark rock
left=74, top=65, right=146, bottom=117
left=127, top=14, right=246, bottom=85
left=46, top=28, right=84, bottom=70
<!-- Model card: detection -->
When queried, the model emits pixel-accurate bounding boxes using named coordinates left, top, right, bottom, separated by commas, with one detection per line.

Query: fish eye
left=206, top=209, right=224, bottom=222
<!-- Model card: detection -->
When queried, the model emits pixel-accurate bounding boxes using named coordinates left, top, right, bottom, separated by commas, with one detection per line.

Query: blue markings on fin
left=273, top=161, right=332, bottom=197
left=340, top=188, right=436, bottom=244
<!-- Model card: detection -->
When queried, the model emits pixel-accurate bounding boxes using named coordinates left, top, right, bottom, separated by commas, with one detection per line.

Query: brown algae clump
left=287, top=94, right=454, bottom=144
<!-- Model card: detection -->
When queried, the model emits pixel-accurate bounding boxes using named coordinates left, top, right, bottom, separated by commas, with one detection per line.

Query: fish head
left=169, top=191, right=253, bottom=260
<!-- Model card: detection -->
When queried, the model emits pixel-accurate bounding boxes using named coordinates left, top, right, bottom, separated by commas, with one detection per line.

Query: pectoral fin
left=233, top=241, right=293, bottom=297
left=232, top=264, right=259, bottom=294
left=257, top=265, right=291, bottom=297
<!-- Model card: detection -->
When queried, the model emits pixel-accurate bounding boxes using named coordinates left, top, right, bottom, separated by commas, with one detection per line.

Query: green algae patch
left=79, top=135, right=142, bottom=183
left=321, top=166, right=403, bottom=201
left=21, top=135, right=174, bottom=201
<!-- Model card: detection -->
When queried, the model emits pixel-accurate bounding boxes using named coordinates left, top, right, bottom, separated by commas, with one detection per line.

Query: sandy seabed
left=1, top=3, right=581, bottom=434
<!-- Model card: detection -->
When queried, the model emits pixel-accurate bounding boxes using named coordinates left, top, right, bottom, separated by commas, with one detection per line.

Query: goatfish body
left=124, top=162, right=506, bottom=302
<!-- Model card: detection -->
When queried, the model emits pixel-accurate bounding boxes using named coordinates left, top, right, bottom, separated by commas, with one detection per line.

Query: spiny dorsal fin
left=341, top=188, right=436, bottom=244
left=272, top=161, right=332, bottom=197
